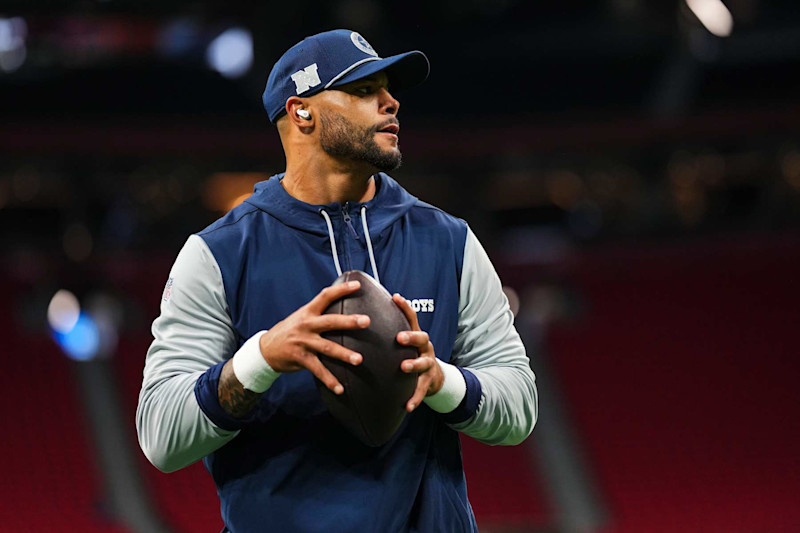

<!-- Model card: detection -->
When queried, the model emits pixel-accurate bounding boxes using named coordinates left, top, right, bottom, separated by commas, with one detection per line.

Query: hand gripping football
left=318, top=270, right=418, bottom=446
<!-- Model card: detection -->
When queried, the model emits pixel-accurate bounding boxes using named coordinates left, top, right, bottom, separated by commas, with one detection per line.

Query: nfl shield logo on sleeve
left=162, top=277, right=174, bottom=302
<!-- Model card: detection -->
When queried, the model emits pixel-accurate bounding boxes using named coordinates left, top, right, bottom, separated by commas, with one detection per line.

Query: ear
left=285, top=97, right=315, bottom=129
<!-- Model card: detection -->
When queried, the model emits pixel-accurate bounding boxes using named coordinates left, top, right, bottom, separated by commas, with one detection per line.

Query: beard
left=318, top=111, right=402, bottom=172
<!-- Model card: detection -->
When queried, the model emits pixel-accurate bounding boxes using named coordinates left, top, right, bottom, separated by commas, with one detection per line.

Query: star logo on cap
left=350, top=32, right=378, bottom=57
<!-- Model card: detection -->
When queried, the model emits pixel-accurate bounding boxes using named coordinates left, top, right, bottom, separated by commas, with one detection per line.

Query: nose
left=379, top=87, right=400, bottom=116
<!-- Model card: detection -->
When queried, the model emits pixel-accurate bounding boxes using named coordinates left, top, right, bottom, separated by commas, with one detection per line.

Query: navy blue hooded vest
left=193, top=174, right=480, bottom=532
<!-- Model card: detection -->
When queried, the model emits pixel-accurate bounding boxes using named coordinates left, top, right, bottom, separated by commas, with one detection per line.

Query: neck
left=282, top=152, right=377, bottom=205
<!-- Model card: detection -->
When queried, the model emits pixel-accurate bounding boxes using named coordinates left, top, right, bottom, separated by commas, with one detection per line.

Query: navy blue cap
left=263, top=29, right=430, bottom=123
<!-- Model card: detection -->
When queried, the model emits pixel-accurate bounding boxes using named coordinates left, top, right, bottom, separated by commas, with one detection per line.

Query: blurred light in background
left=206, top=27, right=253, bottom=79
left=227, top=192, right=251, bottom=211
left=48, top=290, right=121, bottom=361
left=157, top=17, right=202, bottom=59
left=0, top=16, right=27, bottom=72
left=685, top=0, right=733, bottom=37
left=204, top=172, right=261, bottom=211
left=48, top=289, right=100, bottom=361
left=47, top=289, right=80, bottom=334
left=53, top=311, right=100, bottom=361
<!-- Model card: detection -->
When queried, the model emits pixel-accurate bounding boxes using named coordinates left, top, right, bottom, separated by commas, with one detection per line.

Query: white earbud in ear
left=296, top=108, right=311, bottom=120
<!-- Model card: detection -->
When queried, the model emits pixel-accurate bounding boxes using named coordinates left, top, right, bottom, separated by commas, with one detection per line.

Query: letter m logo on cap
left=291, top=63, right=321, bottom=95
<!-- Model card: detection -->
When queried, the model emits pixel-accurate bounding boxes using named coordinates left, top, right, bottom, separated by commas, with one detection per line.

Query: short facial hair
left=318, top=111, right=402, bottom=172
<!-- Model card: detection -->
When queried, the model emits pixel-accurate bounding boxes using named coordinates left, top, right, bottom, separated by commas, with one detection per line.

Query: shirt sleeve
left=135, top=234, right=241, bottom=473
left=447, top=226, right=539, bottom=445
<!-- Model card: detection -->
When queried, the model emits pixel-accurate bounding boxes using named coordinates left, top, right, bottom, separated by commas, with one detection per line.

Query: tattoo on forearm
left=218, top=360, right=261, bottom=418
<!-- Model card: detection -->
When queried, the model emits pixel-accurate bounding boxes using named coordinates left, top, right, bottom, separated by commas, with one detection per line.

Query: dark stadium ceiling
left=1, top=0, right=799, bottom=121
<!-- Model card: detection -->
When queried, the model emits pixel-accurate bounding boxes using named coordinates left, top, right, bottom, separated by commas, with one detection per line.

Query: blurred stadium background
left=1, top=0, right=799, bottom=531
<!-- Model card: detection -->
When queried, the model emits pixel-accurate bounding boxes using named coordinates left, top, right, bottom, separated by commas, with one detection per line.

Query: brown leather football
left=319, top=270, right=418, bottom=446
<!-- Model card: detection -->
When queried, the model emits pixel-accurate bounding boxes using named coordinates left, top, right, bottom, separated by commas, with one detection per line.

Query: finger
left=392, top=293, right=420, bottom=331
left=309, top=313, right=370, bottom=333
left=304, top=355, right=345, bottom=395
left=406, top=376, right=430, bottom=412
left=396, top=330, right=429, bottom=349
left=307, top=337, right=362, bottom=366
left=401, top=355, right=435, bottom=374
left=307, top=281, right=361, bottom=314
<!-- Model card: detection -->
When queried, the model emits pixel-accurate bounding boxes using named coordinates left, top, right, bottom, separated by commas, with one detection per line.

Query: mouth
left=376, top=122, right=400, bottom=137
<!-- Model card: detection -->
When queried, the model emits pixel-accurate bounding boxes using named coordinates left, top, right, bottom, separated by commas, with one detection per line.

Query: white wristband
left=423, top=360, right=467, bottom=414
left=231, top=330, right=280, bottom=393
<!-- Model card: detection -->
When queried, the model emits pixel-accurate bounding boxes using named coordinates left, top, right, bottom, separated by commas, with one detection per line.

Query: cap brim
left=329, top=50, right=430, bottom=93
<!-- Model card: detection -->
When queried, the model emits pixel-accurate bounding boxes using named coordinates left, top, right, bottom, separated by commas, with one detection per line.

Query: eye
left=353, top=85, right=375, bottom=95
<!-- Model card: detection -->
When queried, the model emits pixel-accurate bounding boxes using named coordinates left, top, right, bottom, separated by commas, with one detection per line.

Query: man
left=137, top=29, right=537, bottom=532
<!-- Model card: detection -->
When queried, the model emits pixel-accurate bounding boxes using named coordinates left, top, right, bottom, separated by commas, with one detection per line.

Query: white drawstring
left=360, top=206, right=380, bottom=284
left=319, top=209, right=343, bottom=277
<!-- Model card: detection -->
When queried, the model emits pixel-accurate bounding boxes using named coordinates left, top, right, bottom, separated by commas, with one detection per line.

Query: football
left=318, top=270, right=418, bottom=446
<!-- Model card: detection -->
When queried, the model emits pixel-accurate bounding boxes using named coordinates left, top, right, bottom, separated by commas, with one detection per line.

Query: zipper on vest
left=342, top=204, right=360, bottom=241
left=341, top=204, right=352, bottom=271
